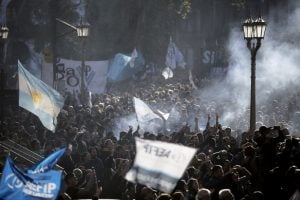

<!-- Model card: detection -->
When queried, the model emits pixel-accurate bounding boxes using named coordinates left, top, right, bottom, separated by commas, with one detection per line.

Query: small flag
left=129, top=48, right=138, bottom=68
left=18, top=60, right=64, bottom=132
left=0, top=157, right=62, bottom=200
left=125, top=138, right=197, bottom=193
left=162, top=67, right=173, bottom=79
left=189, top=70, right=198, bottom=89
left=165, top=37, right=186, bottom=70
left=27, top=148, right=66, bottom=174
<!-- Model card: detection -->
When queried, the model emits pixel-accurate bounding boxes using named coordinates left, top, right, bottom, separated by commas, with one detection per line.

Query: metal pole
left=0, top=68, right=4, bottom=133
left=50, top=0, right=57, bottom=89
left=80, top=39, right=86, bottom=105
left=247, top=39, right=261, bottom=135
left=249, top=49, right=256, bottom=135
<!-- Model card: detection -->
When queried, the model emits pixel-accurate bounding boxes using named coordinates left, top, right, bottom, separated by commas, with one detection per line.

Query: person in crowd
left=196, top=188, right=211, bottom=200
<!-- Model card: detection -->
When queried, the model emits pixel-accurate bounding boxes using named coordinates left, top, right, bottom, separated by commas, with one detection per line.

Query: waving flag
left=0, top=157, right=62, bottom=200
left=28, top=148, right=66, bottom=174
left=18, top=60, right=64, bottom=132
left=133, top=97, right=161, bottom=124
left=162, top=67, right=173, bottom=79
left=125, top=138, right=197, bottom=193
left=165, top=37, right=186, bottom=70
left=129, top=48, right=138, bottom=68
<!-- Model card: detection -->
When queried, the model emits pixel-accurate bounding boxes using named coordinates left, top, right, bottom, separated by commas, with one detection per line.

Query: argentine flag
left=18, top=60, right=64, bottom=132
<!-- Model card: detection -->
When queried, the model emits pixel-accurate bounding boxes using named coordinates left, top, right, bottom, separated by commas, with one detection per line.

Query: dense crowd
left=1, top=81, right=300, bottom=200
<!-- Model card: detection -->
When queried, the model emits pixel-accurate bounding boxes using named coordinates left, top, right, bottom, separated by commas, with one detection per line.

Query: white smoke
left=197, top=1, right=300, bottom=133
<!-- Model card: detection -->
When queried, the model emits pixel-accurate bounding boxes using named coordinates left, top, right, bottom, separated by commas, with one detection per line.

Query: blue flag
left=27, top=148, right=66, bottom=174
left=0, top=157, right=62, bottom=200
left=18, top=60, right=64, bottom=132
left=107, top=51, right=145, bottom=82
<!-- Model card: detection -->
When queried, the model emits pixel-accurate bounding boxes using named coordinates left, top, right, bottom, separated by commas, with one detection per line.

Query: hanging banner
left=41, top=58, right=109, bottom=94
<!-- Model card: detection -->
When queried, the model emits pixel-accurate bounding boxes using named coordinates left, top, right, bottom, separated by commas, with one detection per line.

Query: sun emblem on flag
left=31, top=91, right=42, bottom=105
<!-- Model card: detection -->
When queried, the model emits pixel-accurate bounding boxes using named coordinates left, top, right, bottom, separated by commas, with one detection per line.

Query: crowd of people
left=1, top=80, right=300, bottom=200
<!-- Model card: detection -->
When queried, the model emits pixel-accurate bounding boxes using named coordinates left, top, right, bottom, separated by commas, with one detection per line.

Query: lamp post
left=76, top=18, right=90, bottom=104
left=53, top=18, right=89, bottom=102
left=0, top=25, right=9, bottom=133
left=242, top=17, right=267, bottom=135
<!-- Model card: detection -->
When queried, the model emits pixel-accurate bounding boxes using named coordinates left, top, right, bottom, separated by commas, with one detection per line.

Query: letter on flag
left=27, top=148, right=66, bottom=174
left=0, top=157, right=62, bottom=200
left=18, top=60, right=64, bottom=132
left=125, top=138, right=197, bottom=193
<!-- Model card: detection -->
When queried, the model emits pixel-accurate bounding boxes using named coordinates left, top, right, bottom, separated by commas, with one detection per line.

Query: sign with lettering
left=41, top=58, right=109, bottom=94
left=0, top=157, right=62, bottom=200
left=125, top=138, right=196, bottom=193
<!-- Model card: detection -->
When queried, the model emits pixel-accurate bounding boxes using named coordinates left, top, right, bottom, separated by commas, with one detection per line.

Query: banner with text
left=125, top=138, right=196, bottom=193
left=0, top=157, right=62, bottom=200
left=41, top=58, right=109, bottom=94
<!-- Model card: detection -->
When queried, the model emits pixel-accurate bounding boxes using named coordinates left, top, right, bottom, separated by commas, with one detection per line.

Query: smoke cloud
left=197, top=1, right=300, bottom=133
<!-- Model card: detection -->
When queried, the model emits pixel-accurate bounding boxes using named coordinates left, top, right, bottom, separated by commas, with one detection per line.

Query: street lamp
left=54, top=18, right=90, bottom=103
left=0, top=26, right=9, bottom=39
left=76, top=18, right=90, bottom=105
left=242, top=17, right=267, bottom=135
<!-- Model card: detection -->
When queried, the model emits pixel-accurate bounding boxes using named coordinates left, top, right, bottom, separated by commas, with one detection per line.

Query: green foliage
left=231, top=0, right=246, bottom=11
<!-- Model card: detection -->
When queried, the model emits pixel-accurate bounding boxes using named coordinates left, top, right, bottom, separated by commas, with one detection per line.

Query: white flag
left=165, top=38, right=176, bottom=70
left=125, top=138, right=197, bottom=193
left=129, top=48, right=138, bottom=68
left=133, top=97, right=161, bottom=123
left=189, top=70, right=198, bottom=89
left=162, top=67, right=173, bottom=79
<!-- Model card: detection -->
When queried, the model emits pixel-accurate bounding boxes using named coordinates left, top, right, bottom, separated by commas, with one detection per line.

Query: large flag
left=0, top=157, right=62, bottom=200
left=125, top=138, right=197, bottom=193
left=27, top=148, right=66, bottom=174
left=18, top=60, right=64, bottom=132
left=165, top=37, right=186, bottom=70
left=133, top=97, right=161, bottom=124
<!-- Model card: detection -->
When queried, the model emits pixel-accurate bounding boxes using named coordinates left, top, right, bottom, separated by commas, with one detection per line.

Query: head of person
left=172, top=192, right=185, bottom=200
left=211, top=165, right=224, bottom=179
left=219, top=189, right=235, bottom=200
left=196, top=188, right=211, bottom=200
left=155, top=193, right=171, bottom=200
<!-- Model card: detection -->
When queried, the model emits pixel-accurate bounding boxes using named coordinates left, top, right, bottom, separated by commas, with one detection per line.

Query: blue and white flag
left=18, top=60, right=64, bottom=132
left=125, top=138, right=197, bottom=193
left=0, top=157, right=62, bottom=200
left=133, top=97, right=161, bottom=124
left=28, top=148, right=66, bottom=174
left=165, top=37, right=186, bottom=70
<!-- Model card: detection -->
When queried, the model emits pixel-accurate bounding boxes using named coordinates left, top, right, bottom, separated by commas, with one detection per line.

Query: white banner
left=125, top=138, right=196, bottom=193
left=41, top=58, right=109, bottom=94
